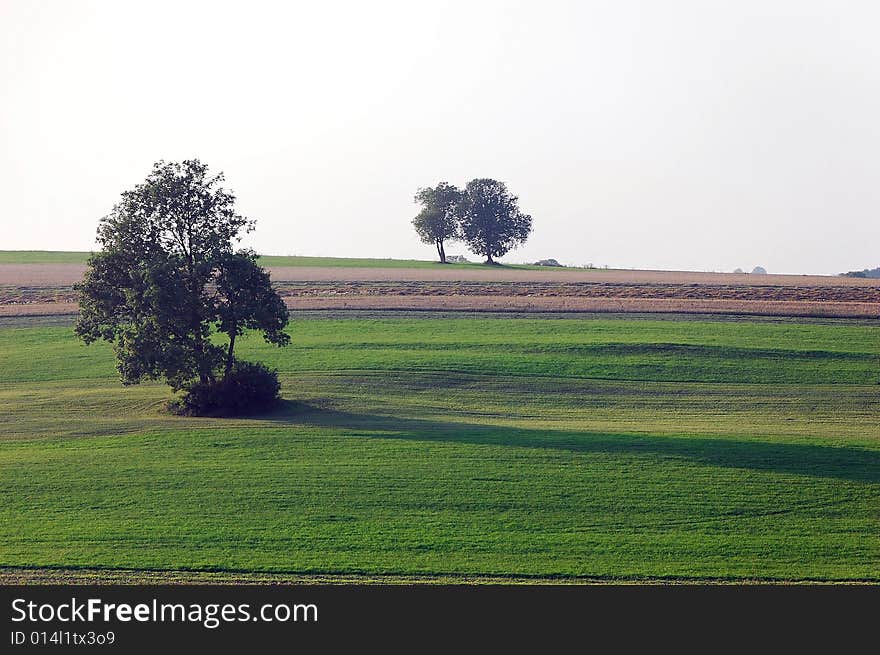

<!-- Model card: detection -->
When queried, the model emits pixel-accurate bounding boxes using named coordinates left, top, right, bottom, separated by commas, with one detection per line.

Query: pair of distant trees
left=412, top=179, right=532, bottom=264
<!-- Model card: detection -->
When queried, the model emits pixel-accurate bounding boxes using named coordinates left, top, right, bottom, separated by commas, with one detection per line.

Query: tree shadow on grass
left=263, top=400, right=880, bottom=485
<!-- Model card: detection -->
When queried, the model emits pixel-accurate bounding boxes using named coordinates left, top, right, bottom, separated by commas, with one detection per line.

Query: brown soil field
left=0, top=264, right=87, bottom=286
left=270, top=281, right=880, bottom=302
left=2, top=297, right=877, bottom=319
left=0, top=302, right=79, bottom=317
left=3, top=263, right=880, bottom=287
left=2, top=263, right=878, bottom=318
left=280, top=296, right=879, bottom=317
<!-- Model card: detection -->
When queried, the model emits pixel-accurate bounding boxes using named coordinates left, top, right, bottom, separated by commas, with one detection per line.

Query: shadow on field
left=265, top=401, right=880, bottom=484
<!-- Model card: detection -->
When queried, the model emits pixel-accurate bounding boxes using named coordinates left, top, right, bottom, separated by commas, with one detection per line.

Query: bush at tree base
left=169, top=361, right=282, bottom=416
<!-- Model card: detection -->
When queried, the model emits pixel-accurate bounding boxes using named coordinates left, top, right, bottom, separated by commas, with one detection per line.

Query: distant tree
left=75, top=160, right=289, bottom=412
left=412, top=182, right=462, bottom=263
left=841, top=267, right=880, bottom=279
left=458, top=179, right=532, bottom=264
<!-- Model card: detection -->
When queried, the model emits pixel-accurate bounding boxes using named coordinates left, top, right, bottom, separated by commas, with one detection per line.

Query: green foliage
left=73, top=160, right=289, bottom=395
left=412, top=182, right=463, bottom=263
left=0, top=315, right=878, bottom=581
left=169, top=361, right=282, bottom=416
left=215, top=250, right=290, bottom=375
left=459, top=179, right=532, bottom=263
left=411, top=179, right=534, bottom=264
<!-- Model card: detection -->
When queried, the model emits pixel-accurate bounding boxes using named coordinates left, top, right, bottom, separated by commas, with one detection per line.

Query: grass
left=0, top=251, right=92, bottom=264
left=0, top=250, right=564, bottom=270
left=1, top=316, right=878, bottom=582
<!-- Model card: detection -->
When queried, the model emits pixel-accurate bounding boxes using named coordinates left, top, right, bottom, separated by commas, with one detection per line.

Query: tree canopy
left=412, top=182, right=463, bottom=263
left=458, top=178, right=532, bottom=264
left=75, top=159, right=289, bottom=399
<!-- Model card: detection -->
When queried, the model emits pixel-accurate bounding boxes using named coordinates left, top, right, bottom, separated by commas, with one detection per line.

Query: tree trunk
left=485, top=251, right=494, bottom=264
left=437, top=239, right=446, bottom=264
left=184, top=221, right=210, bottom=384
left=225, top=331, right=236, bottom=377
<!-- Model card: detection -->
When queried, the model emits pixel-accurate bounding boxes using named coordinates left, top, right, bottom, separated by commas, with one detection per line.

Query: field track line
left=2, top=566, right=877, bottom=585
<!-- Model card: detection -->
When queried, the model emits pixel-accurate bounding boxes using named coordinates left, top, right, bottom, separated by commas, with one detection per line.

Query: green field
left=0, top=251, right=93, bottom=264
left=1, top=316, right=879, bottom=581
left=0, top=250, right=558, bottom=270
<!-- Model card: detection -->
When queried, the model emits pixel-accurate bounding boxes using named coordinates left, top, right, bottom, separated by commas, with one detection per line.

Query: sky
left=1, top=0, right=878, bottom=274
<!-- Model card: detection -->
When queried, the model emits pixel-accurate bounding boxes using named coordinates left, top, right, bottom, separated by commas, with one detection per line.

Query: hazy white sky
left=2, top=0, right=878, bottom=273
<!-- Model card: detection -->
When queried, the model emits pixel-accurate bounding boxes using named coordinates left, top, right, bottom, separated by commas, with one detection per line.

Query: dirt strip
left=4, top=297, right=877, bottom=319
left=3, top=264, right=879, bottom=287
left=0, top=567, right=854, bottom=585
left=0, top=302, right=78, bottom=316
left=281, top=296, right=880, bottom=317
left=272, top=282, right=880, bottom=302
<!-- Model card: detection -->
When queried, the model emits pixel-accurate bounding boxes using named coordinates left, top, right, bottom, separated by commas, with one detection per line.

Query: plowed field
left=2, top=264, right=878, bottom=318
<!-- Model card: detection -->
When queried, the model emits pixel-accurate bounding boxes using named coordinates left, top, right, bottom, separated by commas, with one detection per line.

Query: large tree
left=75, top=159, right=289, bottom=396
left=458, top=178, right=532, bottom=264
left=412, top=182, right=462, bottom=263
